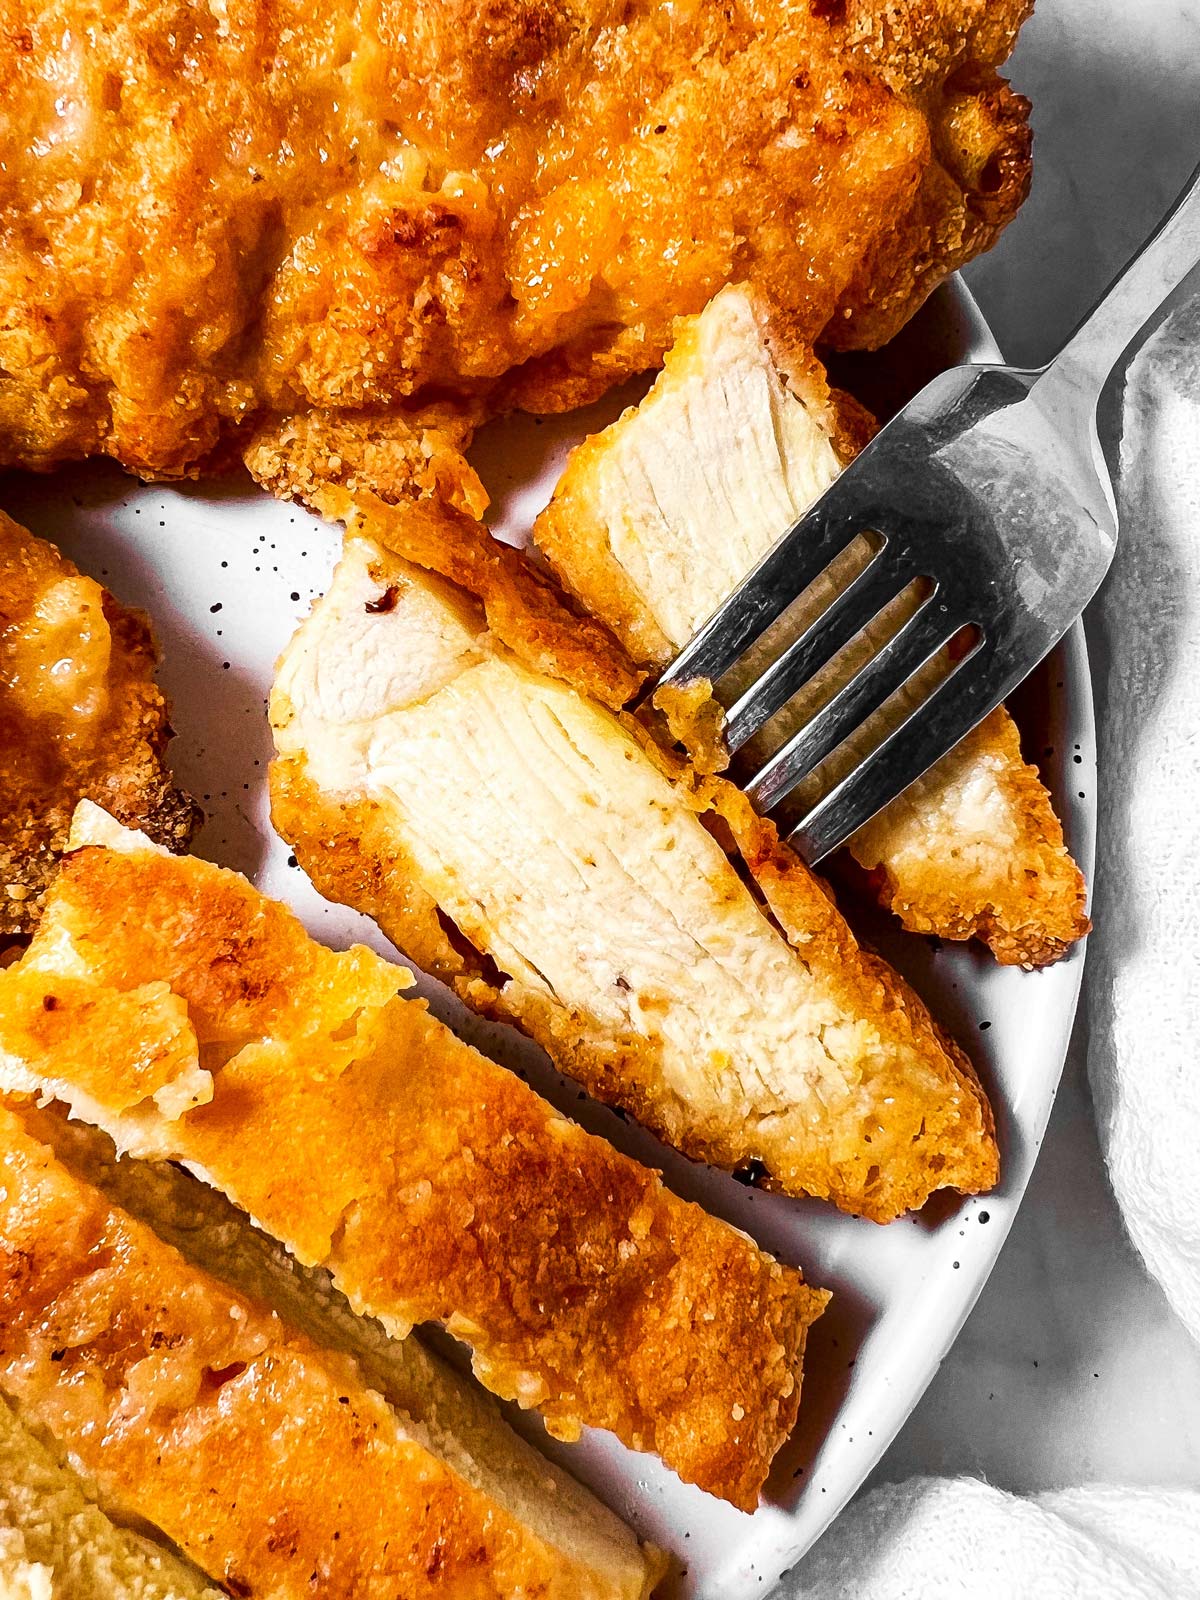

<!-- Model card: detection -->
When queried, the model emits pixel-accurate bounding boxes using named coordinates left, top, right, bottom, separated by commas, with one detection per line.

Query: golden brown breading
left=848, top=707, right=1090, bottom=967
left=531, top=284, right=1088, bottom=967
left=15, top=1096, right=666, bottom=1593
left=269, top=509, right=998, bottom=1223
left=244, top=403, right=491, bottom=520
left=0, top=512, right=199, bottom=941
left=0, top=968, right=207, bottom=1120
left=0, top=1100, right=663, bottom=1600
left=0, top=805, right=828, bottom=1508
left=0, top=0, right=1030, bottom=478
left=822, top=0, right=1034, bottom=349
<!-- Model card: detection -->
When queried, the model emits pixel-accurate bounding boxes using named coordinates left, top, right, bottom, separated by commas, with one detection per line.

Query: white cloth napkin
left=793, top=1479, right=1200, bottom=1598
left=1088, top=296, right=1200, bottom=1342
left=788, top=301, right=1200, bottom=1597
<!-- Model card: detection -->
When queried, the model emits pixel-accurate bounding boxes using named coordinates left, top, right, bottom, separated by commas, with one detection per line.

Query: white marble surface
left=864, top=0, right=1200, bottom=1498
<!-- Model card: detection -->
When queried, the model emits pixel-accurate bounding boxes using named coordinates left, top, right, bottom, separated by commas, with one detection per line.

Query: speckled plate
left=0, top=277, right=1095, bottom=1597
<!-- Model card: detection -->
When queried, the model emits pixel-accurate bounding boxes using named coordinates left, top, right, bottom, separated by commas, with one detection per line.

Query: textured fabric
left=793, top=1479, right=1200, bottom=1598
left=788, top=302, right=1200, bottom=1598
left=1088, top=299, right=1200, bottom=1343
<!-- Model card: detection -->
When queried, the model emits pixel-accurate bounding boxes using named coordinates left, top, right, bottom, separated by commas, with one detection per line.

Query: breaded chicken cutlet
left=532, top=285, right=1089, bottom=967
left=0, top=1100, right=663, bottom=1600
left=0, top=801, right=828, bottom=1508
left=267, top=488, right=998, bottom=1223
left=0, top=512, right=198, bottom=940
left=0, top=0, right=1030, bottom=479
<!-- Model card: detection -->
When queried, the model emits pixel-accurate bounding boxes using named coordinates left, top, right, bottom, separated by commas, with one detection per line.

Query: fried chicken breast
left=0, top=512, right=198, bottom=941
left=0, top=1099, right=663, bottom=1600
left=0, top=0, right=1030, bottom=478
left=268, top=491, right=998, bottom=1223
left=533, top=284, right=1089, bottom=967
left=0, top=801, right=827, bottom=1507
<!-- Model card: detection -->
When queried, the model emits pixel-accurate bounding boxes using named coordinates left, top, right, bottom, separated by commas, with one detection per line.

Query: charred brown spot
left=197, top=1360, right=249, bottom=1402
left=365, top=585, right=399, bottom=615
left=426, top=1538, right=447, bottom=1578
left=41, top=993, right=58, bottom=1011
left=387, top=204, right=463, bottom=250
left=810, top=0, right=846, bottom=19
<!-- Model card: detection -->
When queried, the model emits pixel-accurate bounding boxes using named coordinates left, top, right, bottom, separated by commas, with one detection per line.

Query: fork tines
left=654, top=501, right=993, bottom=864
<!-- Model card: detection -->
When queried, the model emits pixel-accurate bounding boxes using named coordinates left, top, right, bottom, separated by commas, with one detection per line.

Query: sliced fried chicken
left=268, top=499, right=998, bottom=1223
left=532, top=284, right=1089, bottom=966
left=0, top=1099, right=663, bottom=1600
left=0, top=802, right=827, bottom=1508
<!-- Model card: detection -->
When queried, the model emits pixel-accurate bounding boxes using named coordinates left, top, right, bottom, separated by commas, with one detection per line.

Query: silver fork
left=654, top=161, right=1200, bottom=864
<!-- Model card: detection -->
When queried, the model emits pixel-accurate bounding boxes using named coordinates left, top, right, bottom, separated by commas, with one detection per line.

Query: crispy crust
left=269, top=504, right=998, bottom=1222
left=0, top=968, right=205, bottom=1117
left=848, top=707, right=1090, bottom=967
left=0, top=1101, right=662, bottom=1600
left=3, top=824, right=827, bottom=1508
left=824, top=70, right=1033, bottom=349
left=0, top=0, right=1029, bottom=476
left=820, top=2, right=1034, bottom=348
left=243, top=403, right=491, bottom=520
left=10, top=1098, right=664, bottom=1597
left=0, top=512, right=199, bottom=939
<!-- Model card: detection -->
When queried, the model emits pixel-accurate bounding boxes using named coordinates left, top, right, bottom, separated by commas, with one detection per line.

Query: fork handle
left=1045, top=156, right=1200, bottom=406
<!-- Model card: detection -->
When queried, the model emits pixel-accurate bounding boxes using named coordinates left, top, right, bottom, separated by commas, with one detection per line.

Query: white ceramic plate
left=0, top=279, right=1095, bottom=1597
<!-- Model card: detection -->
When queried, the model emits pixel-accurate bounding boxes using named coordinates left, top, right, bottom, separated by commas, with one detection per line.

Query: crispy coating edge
left=0, top=1099, right=664, bottom=1600
left=848, top=706, right=1091, bottom=967
left=243, top=403, right=491, bottom=521
left=0, top=513, right=200, bottom=940
left=822, top=1, right=1035, bottom=350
